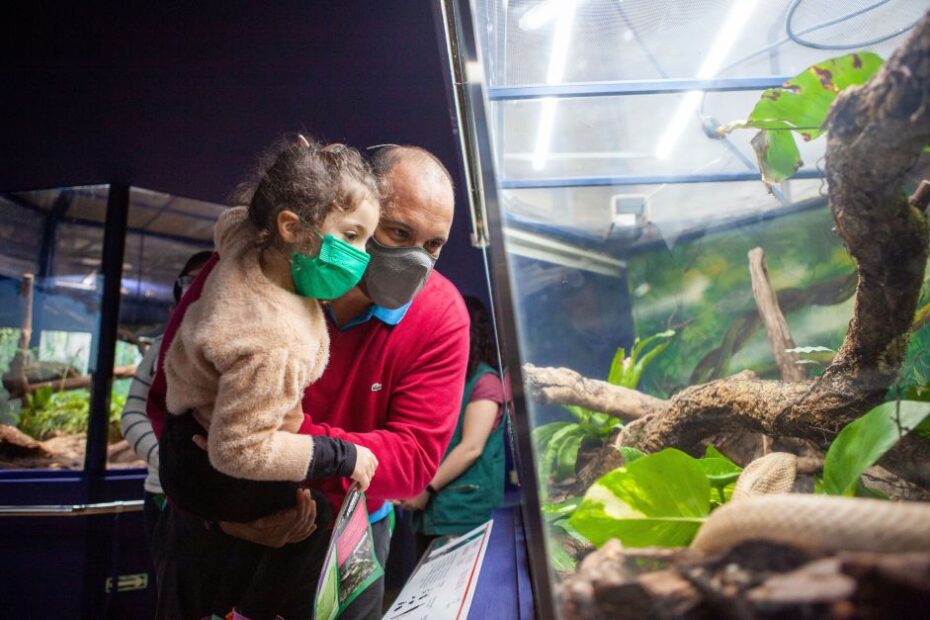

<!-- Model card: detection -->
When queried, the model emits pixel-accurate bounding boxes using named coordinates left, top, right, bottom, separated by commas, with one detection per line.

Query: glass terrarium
left=442, top=0, right=930, bottom=617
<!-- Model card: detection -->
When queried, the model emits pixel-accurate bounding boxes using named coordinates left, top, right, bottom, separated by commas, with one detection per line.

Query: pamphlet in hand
left=382, top=519, right=494, bottom=620
left=313, top=487, right=384, bottom=620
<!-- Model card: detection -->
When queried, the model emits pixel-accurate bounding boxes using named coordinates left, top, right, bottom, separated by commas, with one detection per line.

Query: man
left=150, top=144, right=469, bottom=619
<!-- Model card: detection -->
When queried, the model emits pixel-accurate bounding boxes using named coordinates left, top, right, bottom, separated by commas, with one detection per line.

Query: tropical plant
left=533, top=330, right=676, bottom=494
left=718, top=52, right=885, bottom=187
left=17, top=386, right=127, bottom=441
left=820, top=399, right=930, bottom=497
left=569, top=447, right=741, bottom=549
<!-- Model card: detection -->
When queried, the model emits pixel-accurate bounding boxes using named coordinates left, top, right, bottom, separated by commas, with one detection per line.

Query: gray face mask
left=362, top=237, right=437, bottom=309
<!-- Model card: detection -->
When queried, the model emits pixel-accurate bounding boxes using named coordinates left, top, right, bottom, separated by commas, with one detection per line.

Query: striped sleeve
left=120, top=336, right=161, bottom=469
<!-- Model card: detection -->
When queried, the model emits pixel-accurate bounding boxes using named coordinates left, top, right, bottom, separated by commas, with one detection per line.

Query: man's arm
left=298, top=309, right=469, bottom=500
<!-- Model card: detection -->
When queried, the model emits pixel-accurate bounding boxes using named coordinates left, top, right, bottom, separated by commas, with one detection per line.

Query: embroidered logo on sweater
left=371, top=383, right=383, bottom=392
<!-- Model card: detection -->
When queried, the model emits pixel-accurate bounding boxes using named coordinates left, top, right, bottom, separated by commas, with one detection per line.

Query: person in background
left=119, top=249, right=212, bottom=550
left=403, top=295, right=508, bottom=557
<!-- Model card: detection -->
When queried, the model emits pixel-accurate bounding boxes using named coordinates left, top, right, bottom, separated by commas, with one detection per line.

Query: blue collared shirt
left=327, top=301, right=411, bottom=330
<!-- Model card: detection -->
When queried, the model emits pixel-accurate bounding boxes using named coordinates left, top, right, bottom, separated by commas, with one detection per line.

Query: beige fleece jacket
left=164, top=206, right=329, bottom=482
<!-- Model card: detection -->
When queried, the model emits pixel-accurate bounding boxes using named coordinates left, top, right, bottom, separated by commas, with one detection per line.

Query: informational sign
left=314, top=488, right=384, bottom=620
left=382, top=520, right=494, bottom=620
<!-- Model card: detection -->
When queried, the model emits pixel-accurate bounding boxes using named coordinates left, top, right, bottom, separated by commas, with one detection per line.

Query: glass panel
left=485, top=0, right=922, bottom=86
left=107, top=187, right=220, bottom=470
left=498, top=92, right=830, bottom=181
left=0, top=185, right=109, bottom=470
left=460, top=0, right=930, bottom=614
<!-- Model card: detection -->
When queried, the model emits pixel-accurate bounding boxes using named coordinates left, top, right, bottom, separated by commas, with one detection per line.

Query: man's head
left=369, top=145, right=454, bottom=257
left=360, top=146, right=456, bottom=308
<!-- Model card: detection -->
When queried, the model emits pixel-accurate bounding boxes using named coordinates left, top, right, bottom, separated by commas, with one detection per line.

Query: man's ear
left=277, top=210, right=303, bottom=244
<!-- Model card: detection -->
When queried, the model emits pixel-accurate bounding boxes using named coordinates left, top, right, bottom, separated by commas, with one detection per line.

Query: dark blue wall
left=0, top=0, right=488, bottom=299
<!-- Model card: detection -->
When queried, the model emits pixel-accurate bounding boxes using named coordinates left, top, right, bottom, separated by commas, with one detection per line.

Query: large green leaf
left=741, top=52, right=884, bottom=141
left=532, top=421, right=572, bottom=448
left=822, top=400, right=930, bottom=496
left=570, top=448, right=710, bottom=548
left=751, top=129, right=802, bottom=185
left=556, top=433, right=584, bottom=477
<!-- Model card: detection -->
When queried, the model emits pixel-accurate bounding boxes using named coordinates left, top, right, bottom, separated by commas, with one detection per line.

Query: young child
left=156, top=136, right=380, bottom=619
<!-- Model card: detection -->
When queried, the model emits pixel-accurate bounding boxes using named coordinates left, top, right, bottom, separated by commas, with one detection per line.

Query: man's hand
left=400, top=490, right=430, bottom=512
left=218, top=488, right=317, bottom=548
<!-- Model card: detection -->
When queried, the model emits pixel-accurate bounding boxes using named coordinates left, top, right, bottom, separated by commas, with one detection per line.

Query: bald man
left=150, top=145, right=469, bottom=620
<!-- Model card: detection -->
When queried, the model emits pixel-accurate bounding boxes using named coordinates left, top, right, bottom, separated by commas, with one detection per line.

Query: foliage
left=608, top=330, right=675, bottom=389
left=17, top=385, right=126, bottom=441
left=541, top=496, right=585, bottom=572
left=821, top=400, right=930, bottom=496
left=570, top=447, right=741, bottom=549
left=720, top=52, right=884, bottom=186
left=533, top=331, right=675, bottom=495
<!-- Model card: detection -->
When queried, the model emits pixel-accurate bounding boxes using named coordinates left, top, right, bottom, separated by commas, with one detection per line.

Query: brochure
left=313, top=488, right=385, bottom=620
left=382, top=519, right=494, bottom=620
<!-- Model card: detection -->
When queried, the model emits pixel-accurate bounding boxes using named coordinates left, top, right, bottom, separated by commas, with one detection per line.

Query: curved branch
left=523, top=364, right=666, bottom=420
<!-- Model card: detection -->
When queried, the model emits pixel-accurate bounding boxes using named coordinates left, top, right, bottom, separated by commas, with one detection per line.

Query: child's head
left=235, top=134, right=380, bottom=254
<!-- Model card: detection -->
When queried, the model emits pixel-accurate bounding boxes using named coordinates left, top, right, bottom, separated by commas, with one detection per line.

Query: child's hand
left=352, top=445, right=379, bottom=492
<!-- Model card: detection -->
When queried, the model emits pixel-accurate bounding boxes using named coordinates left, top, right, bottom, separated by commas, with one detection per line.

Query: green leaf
left=563, top=405, right=590, bottom=423
left=702, top=444, right=729, bottom=461
left=751, top=129, right=802, bottom=185
left=607, top=347, right=629, bottom=386
left=556, top=433, right=584, bottom=478
left=548, top=541, right=577, bottom=572
left=619, top=446, right=647, bottom=465
left=823, top=400, right=930, bottom=495
left=740, top=52, right=884, bottom=140
left=542, top=496, right=582, bottom=521
left=570, top=448, right=710, bottom=548
left=533, top=421, right=572, bottom=452
left=698, top=458, right=742, bottom=487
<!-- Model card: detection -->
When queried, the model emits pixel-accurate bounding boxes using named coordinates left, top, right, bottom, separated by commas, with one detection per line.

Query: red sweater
left=148, top=253, right=470, bottom=515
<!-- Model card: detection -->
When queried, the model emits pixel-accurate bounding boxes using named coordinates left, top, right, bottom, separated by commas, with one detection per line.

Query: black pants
left=142, top=491, right=164, bottom=558
left=153, top=503, right=331, bottom=620
left=155, top=411, right=333, bottom=619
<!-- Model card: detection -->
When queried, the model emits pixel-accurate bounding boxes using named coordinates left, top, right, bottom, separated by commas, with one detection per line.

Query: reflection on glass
left=0, top=185, right=108, bottom=469
left=0, top=185, right=222, bottom=471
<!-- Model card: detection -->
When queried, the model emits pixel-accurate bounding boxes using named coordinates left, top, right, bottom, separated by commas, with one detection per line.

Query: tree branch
left=748, top=248, right=807, bottom=382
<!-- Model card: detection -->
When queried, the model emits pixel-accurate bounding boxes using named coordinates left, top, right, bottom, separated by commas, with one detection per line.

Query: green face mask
left=290, top=233, right=370, bottom=300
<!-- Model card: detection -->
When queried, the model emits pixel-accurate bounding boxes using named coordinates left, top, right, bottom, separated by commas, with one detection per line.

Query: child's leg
left=160, top=410, right=299, bottom=522
left=153, top=504, right=261, bottom=620
left=237, top=490, right=335, bottom=620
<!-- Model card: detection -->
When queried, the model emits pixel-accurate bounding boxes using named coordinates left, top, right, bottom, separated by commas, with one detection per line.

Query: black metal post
left=80, top=183, right=129, bottom=620
left=85, top=183, right=128, bottom=475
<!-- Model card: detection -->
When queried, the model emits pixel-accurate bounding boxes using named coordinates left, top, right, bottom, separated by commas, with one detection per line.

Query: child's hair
left=231, top=134, right=379, bottom=247
left=463, top=295, right=499, bottom=377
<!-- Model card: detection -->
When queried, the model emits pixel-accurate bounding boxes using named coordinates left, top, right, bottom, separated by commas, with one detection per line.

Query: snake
left=690, top=452, right=930, bottom=555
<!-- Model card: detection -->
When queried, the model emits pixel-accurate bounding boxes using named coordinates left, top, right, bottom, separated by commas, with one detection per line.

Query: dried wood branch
left=748, top=247, right=807, bottom=382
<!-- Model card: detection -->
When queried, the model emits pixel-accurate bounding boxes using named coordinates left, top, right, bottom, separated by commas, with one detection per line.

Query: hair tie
left=297, top=134, right=311, bottom=148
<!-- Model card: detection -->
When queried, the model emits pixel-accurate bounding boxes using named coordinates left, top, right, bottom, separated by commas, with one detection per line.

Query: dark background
left=0, top=0, right=488, bottom=298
